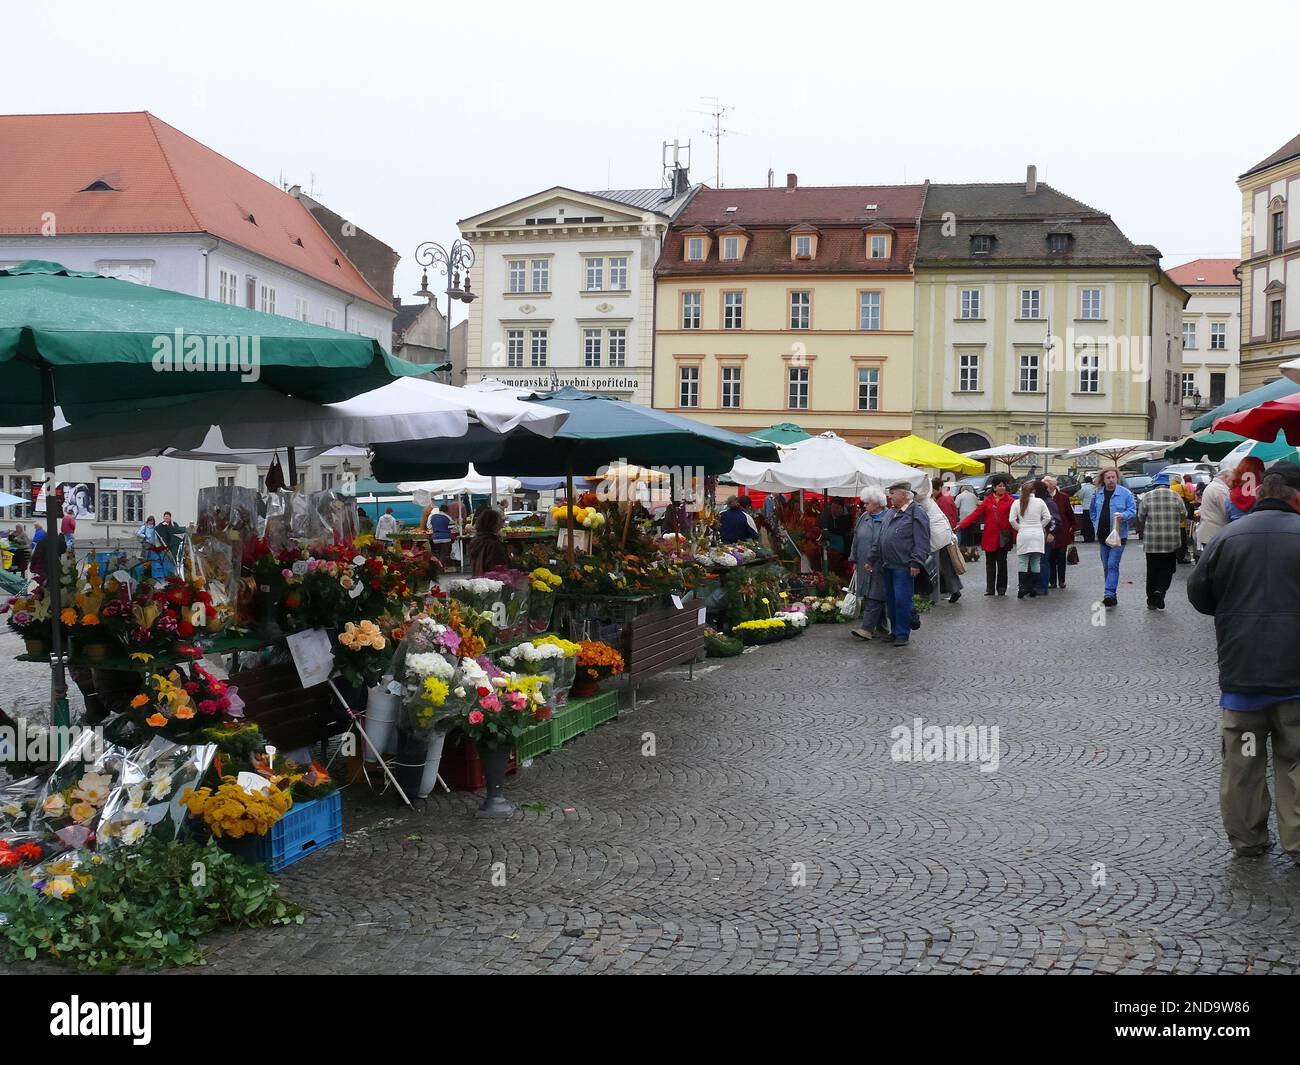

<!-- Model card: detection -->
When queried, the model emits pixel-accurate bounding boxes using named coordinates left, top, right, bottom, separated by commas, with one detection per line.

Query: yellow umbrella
left=869, top=434, right=986, bottom=474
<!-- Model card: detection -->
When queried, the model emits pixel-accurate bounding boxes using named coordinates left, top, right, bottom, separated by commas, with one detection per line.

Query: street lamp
left=414, top=238, right=476, bottom=384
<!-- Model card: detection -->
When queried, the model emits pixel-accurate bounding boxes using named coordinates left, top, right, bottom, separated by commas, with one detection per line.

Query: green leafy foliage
left=0, top=838, right=302, bottom=972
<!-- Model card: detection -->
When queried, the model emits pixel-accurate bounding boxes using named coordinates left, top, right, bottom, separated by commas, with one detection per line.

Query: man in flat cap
left=866, top=481, right=930, bottom=647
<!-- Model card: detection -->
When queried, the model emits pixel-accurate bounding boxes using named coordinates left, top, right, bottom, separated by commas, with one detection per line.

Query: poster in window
left=59, top=482, right=95, bottom=520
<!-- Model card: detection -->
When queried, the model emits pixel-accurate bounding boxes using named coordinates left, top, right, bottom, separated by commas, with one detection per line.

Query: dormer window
left=722, top=236, right=740, bottom=260
left=1047, top=233, right=1073, bottom=253
left=870, top=235, right=888, bottom=259
left=971, top=234, right=994, bottom=255
left=686, top=236, right=705, bottom=261
left=79, top=179, right=117, bottom=192
left=795, top=234, right=813, bottom=259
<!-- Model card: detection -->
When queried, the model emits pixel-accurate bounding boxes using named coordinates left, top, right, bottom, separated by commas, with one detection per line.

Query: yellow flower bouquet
left=184, top=780, right=293, bottom=839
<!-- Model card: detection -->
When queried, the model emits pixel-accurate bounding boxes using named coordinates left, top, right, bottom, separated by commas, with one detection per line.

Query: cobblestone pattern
left=4, top=550, right=1299, bottom=974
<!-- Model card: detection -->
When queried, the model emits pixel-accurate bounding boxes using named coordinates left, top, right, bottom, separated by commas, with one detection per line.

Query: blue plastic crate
left=222, top=792, right=343, bottom=873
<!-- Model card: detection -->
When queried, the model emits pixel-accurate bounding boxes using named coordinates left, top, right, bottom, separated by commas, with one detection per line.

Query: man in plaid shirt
left=1138, top=473, right=1185, bottom=609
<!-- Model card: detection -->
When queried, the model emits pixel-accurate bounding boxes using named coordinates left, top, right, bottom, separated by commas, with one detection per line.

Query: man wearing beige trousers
left=1189, top=463, right=1300, bottom=860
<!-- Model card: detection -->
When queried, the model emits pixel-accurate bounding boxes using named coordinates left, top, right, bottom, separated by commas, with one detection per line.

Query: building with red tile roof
left=1168, top=259, right=1241, bottom=429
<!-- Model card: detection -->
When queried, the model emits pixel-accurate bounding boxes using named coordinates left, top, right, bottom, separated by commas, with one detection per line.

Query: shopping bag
left=838, top=570, right=860, bottom=617
left=1104, top=527, right=1122, bottom=548
left=945, top=540, right=967, bottom=576
left=1067, top=545, right=1079, bottom=565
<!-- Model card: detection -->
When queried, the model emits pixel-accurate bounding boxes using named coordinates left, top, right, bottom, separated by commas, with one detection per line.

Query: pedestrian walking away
left=1078, top=476, right=1097, bottom=542
left=1188, top=462, right=1300, bottom=862
left=1089, top=468, right=1137, bottom=608
left=920, top=478, right=963, bottom=604
left=1009, top=481, right=1052, bottom=599
left=1042, top=475, right=1076, bottom=589
left=374, top=506, right=399, bottom=542
left=958, top=475, right=1014, bottom=596
left=955, top=483, right=980, bottom=559
left=1032, top=480, right=1061, bottom=597
left=1136, top=473, right=1184, bottom=609
left=847, top=486, right=890, bottom=641
left=866, top=481, right=930, bottom=647
left=1196, top=469, right=1232, bottom=551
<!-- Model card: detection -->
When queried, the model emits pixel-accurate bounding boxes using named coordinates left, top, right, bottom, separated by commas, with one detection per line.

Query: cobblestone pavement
left=5, top=548, right=1300, bottom=974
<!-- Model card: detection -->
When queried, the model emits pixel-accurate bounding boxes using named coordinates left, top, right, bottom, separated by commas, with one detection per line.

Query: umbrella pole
left=41, top=364, right=70, bottom=731
left=822, top=489, right=829, bottom=577
left=565, top=455, right=576, bottom=565
left=287, top=446, right=298, bottom=490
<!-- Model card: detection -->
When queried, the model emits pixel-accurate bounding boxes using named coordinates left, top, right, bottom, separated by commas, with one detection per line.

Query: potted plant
left=573, top=640, right=624, bottom=698
left=732, top=618, right=787, bottom=646
left=2, top=590, right=54, bottom=656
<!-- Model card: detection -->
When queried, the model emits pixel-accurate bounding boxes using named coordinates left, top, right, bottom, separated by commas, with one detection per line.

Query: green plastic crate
left=548, top=699, right=592, bottom=747
left=515, top=720, right=553, bottom=762
left=585, top=690, right=619, bottom=728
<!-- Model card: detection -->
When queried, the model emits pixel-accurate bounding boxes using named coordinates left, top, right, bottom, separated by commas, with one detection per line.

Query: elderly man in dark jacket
left=848, top=486, right=890, bottom=641
left=1189, top=462, right=1300, bottom=862
left=867, top=481, right=930, bottom=647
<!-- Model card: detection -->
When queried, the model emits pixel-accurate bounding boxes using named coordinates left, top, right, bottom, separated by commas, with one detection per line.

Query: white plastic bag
left=1104, top=527, right=1122, bottom=548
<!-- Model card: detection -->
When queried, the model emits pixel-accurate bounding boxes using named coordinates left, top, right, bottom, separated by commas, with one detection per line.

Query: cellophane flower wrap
left=436, top=671, right=552, bottom=750
left=96, top=736, right=217, bottom=851
left=29, top=730, right=131, bottom=852
left=533, top=636, right=578, bottom=703
left=391, top=619, right=460, bottom=740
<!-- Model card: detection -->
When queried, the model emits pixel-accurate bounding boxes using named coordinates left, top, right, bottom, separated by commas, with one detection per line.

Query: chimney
left=1024, top=165, right=1037, bottom=195
left=786, top=173, right=798, bottom=190
left=393, top=295, right=403, bottom=310
left=767, top=168, right=774, bottom=188
left=288, top=184, right=302, bottom=198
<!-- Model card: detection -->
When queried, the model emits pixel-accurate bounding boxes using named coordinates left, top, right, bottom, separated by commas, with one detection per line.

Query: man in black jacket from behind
left=1189, top=462, right=1300, bottom=861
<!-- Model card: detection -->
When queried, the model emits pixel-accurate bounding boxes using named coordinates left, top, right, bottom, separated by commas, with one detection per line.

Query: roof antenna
left=692, top=97, right=739, bottom=187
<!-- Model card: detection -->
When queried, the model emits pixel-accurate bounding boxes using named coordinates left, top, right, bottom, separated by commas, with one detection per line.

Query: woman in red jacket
left=958, top=476, right=1014, bottom=596
left=1042, top=475, right=1076, bottom=590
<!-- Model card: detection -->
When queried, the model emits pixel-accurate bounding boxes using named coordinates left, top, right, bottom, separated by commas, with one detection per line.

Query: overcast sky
left=9, top=0, right=1296, bottom=320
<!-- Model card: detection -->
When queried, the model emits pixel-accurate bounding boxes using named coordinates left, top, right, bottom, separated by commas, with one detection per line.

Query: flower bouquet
left=533, top=635, right=579, bottom=704
left=30, top=730, right=130, bottom=851
left=184, top=779, right=292, bottom=839
left=774, top=607, right=808, bottom=637
left=125, top=665, right=245, bottom=743
left=436, top=671, right=551, bottom=748
left=573, top=640, right=624, bottom=698
left=500, top=638, right=570, bottom=705
left=2, top=589, right=55, bottom=655
left=0, top=774, right=46, bottom=832
left=732, top=618, right=787, bottom=646
left=0, top=835, right=45, bottom=875
left=59, top=556, right=111, bottom=662
left=332, top=619, right=392, bottom=689
left=527, top=566, right=562, bottom=633
left=97, top=739, right=218, bottom=851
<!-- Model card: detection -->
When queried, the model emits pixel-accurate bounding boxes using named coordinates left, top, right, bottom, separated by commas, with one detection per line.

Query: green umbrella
left=749, top=422, right=812, bottom=445
left=1162, top=430, right=1252, bottom=462
left=371, top=388, right=779, bottom=561
left=0, top=261, right=423, bottom=726
left=1190, top=377, right=1300, bottom=432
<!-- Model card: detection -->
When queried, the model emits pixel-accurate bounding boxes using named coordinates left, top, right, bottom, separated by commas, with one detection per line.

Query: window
left=608, top=328, right=627, bottom=367
left=259, top=284, right=276, bottom=315
left=971, top=235, right=993, bottom=255
left=1076, top=435, right=1100, bottom=469
left=1210, top=372, right=1226, bottom=406
left=789, top=290, right=811, bottom=330
left=257, top=473, right=267, bottom=495
left=608, top=256, right=628, bottom=290
left=245, top=276, right=257, bottom=309
left=506, top=329, right=524, bottom=368
left=787, top=366, right=809, bottom=409
left=682, top=291, right=701, bottom=329
left=1018, top=353, right=1040, bottom=393
left=721, top=366, right=742, bottom=408
left=1020, top=289, right=1041, bottom=319
left=1270, top=300, right=1283, bottom=342
left=123, top=492, right=144, bottom=524
left=1015, top=433, right=1039, bottom=448
left=583, top=328, right=602, bottom=367
left=722, top=236, right=740, bottom=261
left=218, top=269, right=239, bottom=305
left=960, top=289, right=981, bottom=319
left=1181, top=372, right=1197, bottom=399
left=1080, top=288, right=1102, bottom=320
left=295, top=296, right=309, bottom=322
left=679, top=365, right=699, bottom=407
left=723, top=291, right=744, bottom=330
left=530, top=329, right=548, bottom=367
left=320, top=469, right=336, bottom=491
left=795, top=234, right=812, bottom=258
left=958, top=353, right=980, bottom=392
left=7, top=476, right=31, bottom=519
left=870, top=234, right=888, bottom=259
left=1273, top=211, right=1285, bottom=254
left=508, top=260, right=526, bottom=293
left=96, top=481, right=119, bottom=523
left=857, top=367, right=880, bottom=411
left=686, top=237, right=704, bottom=261
left=585, top=258, right=603, bottom=291
left=1183, top=321, right=1197, bottom=349
left=1048, top=233, right=1072, bottom=253
left=1078, top=351, right=1101, bottom=393
left=531, top=259, right=549, bottom=292
left=323, top=307, right=337, bottom=329
left=217, top=475, right=236, bottom=489
left=1210, top=322, right=1226, bottom=350
left=859, top=291, right=881, bottom=330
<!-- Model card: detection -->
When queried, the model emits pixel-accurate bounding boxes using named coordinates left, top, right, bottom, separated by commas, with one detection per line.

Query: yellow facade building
left=653, top=178, right=925, bottom=446
left=1237, top=133, right=1300, bottom=390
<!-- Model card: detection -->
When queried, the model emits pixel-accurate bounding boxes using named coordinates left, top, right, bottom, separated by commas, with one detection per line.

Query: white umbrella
left=14, top=378, right=567, bottom=470
left=1280, top=358, right=1300, bottom=387
left=964, top=444, right=1068, bottom=464
left=728, top=432, right=927, bottom=495
left=399, top=466, right=521, bottom=498
left=1064, top=438, right=1171, bottom=465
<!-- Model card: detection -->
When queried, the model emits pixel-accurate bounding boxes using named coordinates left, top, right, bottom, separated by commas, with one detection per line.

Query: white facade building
left=461, top=177, right=696, bottom=406
left=0, top=112, right=394, bottom=540
left=1168, top=259, right=1241, bottom=432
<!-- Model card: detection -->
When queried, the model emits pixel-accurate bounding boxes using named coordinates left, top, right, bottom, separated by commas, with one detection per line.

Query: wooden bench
left=623, top=600, right=706, bottom=709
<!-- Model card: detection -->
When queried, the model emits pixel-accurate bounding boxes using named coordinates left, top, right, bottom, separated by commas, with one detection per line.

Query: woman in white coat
left=1008, top=480, right=1052, bottom=599
left=915, top=478, right=962, bottom=604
